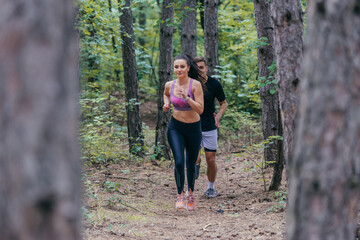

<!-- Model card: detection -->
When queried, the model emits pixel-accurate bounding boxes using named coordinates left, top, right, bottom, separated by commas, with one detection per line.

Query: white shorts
left=201, top=129, right=218, bottom=152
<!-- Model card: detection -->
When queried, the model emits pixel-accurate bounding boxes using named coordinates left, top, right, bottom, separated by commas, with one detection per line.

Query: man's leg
left=205, top=151, right=217, bottom=183
left=195, top=152, right=201, bottom=179
left=204, top=150, right=218, bottom=197
left=196, top=152, right=201, bottom=165
left=202, top=129, right=218, bottom=197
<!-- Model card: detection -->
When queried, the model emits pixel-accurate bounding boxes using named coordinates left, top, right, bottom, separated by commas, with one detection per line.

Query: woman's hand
left=163, top=81, right=171, bottom=112
left=163, top=103, right=170, bottom=112
left=175, top=86, right=187, bottom=99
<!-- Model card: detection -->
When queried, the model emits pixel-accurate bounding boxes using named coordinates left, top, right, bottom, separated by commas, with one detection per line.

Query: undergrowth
left=79, top=91, right=263, bottom=166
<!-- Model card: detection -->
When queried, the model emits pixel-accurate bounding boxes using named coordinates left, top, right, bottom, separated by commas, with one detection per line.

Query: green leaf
left=269, top=89, right=277, bottom=95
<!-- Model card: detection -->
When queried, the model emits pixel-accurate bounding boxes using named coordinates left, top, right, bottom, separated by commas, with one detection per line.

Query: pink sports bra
left=170, top=79, right=194, bottom=111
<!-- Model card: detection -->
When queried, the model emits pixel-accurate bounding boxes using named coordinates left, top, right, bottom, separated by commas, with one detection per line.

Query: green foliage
left=77, top=0, right=161, bottom=96
left=236, top=143, right=270, bottom=191
left=77, top=0, right=270, bottom=166
left=77, top=0, right=263, bottom=114
left=216, top=0, right=261, bottom=115
left=125, top=98, right=141, bottom=111
left=262, top=135, right=283, bottom=150
left=77, top=0, right=123, bottom=91
left=267, top=191, right=287, bottom=212
left=106, top=194, right=124, bottom=208
left=220, top=107, right=262, bottom=147
left=79, top=90, right=128, bottom=165
left=257, top=61, right=278, bottom=95
left=80, top=90, right=164, bottom=165
left=104, top=180, right=122, bottom=192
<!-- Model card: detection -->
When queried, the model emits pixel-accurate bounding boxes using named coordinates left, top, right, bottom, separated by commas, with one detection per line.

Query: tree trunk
left=204, top=0, right=219, bottom=76
left=271, top=0, right=303, bottom=178
left=0, top=0, right=81, bottom=239
left=253, top=0, right=284, bottom=191
left=269, top=109, right=284, bottom=191
left=107, top=0, right=121, bottom=87
left=155, top=0, right=174, bottom=160
left=108, top=0, right=118, bottom=53
left=181, top=0, right=197, bottom=57
left=287, top=1, right=360, bottom=239
left=138, top=3, right=147, bottom=48
left=119, top=0, right=144, bottom=156
left=87, top=14, right=98, bottom=83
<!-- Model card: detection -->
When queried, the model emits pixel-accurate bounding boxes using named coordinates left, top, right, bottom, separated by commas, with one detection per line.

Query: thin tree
left=253, top=0, right=284, bottom=191
left=197, top=0, right=205, bottom=31
left=138, top=2, right=147, bottom=48
left=0, top=0, right=81, bottom=239
left=287, top=1, right=360, bottom=239
left=155, top=0, right=174, bottom=160
left=181, top=0, right=197, bottom=57
left=271, top=0, right=303, bottom=178
left=85, top=12, right=99, bottom=83
left=204, top=0, right=219, bottom=76
left=119, top=0, right=144, bottom=156
left=107, top=0, right=121, bottom=86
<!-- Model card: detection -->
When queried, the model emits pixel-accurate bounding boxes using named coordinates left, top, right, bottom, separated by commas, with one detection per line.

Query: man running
left=194, top=56, right=227, bottom=198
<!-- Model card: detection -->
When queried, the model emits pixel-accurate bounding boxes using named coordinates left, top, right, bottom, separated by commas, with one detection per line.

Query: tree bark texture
left=204, top=0, right=219, bottom=76
left=155, top=0, right=174, bottom=160
left=0, top=1, right=81, bottom=239
left=86, top=14, right=98, bottom=83
left=253, top=0, right=284, bottom=191
left=181, top=0, right=197, bottom=57
left=138, top=3, right=147, bottom=48
left=287, top=1, right=360, bottom=239
left=119, top=0, right=144, bottom=156
left=271, top=0, right=303, bottom=175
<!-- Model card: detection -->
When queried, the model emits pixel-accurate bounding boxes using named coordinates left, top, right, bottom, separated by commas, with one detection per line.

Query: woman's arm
left=163, top=81, right=171, bottom=112
left=186, top=80, right=203, bottom=115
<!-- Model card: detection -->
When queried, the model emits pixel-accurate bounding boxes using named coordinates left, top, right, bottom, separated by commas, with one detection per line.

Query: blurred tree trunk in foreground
left=287, top=1, right=360, bottom=239
left=0, top=0, right=81, bottom=239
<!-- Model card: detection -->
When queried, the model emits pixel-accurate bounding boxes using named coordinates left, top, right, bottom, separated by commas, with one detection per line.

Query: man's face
left=196, top=61, right=208, bottom=78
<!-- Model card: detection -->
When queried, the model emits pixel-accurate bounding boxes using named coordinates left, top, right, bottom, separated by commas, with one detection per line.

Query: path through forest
left=82, top=151, right=286, bottom=239
left=82, top=101, right=286, bottom=239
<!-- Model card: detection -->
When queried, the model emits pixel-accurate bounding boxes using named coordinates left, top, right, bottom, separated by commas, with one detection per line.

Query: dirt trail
left=82, top=151, right=286, bottom=240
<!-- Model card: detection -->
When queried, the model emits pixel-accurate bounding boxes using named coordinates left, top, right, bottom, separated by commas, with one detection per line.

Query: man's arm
left=214, top=100, right=227, bottom=128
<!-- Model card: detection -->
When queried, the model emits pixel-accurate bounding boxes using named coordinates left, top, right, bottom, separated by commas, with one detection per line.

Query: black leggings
left=167, top=117, right=202, bottom=194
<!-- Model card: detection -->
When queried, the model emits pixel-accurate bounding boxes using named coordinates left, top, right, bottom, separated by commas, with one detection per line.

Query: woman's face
left=174, top=59, right=190, bottom=78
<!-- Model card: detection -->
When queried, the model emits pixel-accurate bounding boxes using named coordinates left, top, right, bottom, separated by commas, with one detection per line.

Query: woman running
left=163, top=54, right=204, bottom=211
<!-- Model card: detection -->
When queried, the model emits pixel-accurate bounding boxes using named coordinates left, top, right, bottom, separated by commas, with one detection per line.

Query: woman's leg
left=185, top=124, right=202, bottom=193
left=167, top=126, right=185, bottom=195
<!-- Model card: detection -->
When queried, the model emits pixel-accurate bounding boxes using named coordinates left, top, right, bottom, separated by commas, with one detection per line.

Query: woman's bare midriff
left=172, top=110, right=200, bottom=123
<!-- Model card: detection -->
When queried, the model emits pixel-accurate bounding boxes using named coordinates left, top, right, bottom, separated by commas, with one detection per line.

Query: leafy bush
left=80, top=90, right=163, bottom=165
left=220, top=106, right=262, bottom=151
left=80, top=90, right=128, bottom=165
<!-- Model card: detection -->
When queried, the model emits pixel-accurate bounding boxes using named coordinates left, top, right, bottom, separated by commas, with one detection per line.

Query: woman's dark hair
left=174, top=54, right=206, bottom=89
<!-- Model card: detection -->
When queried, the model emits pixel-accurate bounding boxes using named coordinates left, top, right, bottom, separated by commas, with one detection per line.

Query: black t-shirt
left=200, top=76, right=226, bottom=132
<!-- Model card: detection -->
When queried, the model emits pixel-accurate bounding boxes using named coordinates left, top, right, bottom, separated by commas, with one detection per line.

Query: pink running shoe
left=187, top=193, right=195, bottom=211
left=176, top=194, right=185, bottom=209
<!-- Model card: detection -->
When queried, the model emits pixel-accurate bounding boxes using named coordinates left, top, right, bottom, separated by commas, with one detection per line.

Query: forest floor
left=81, top=101, right=288, bottom=240
left=82, top=154, right=287, bottom=240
